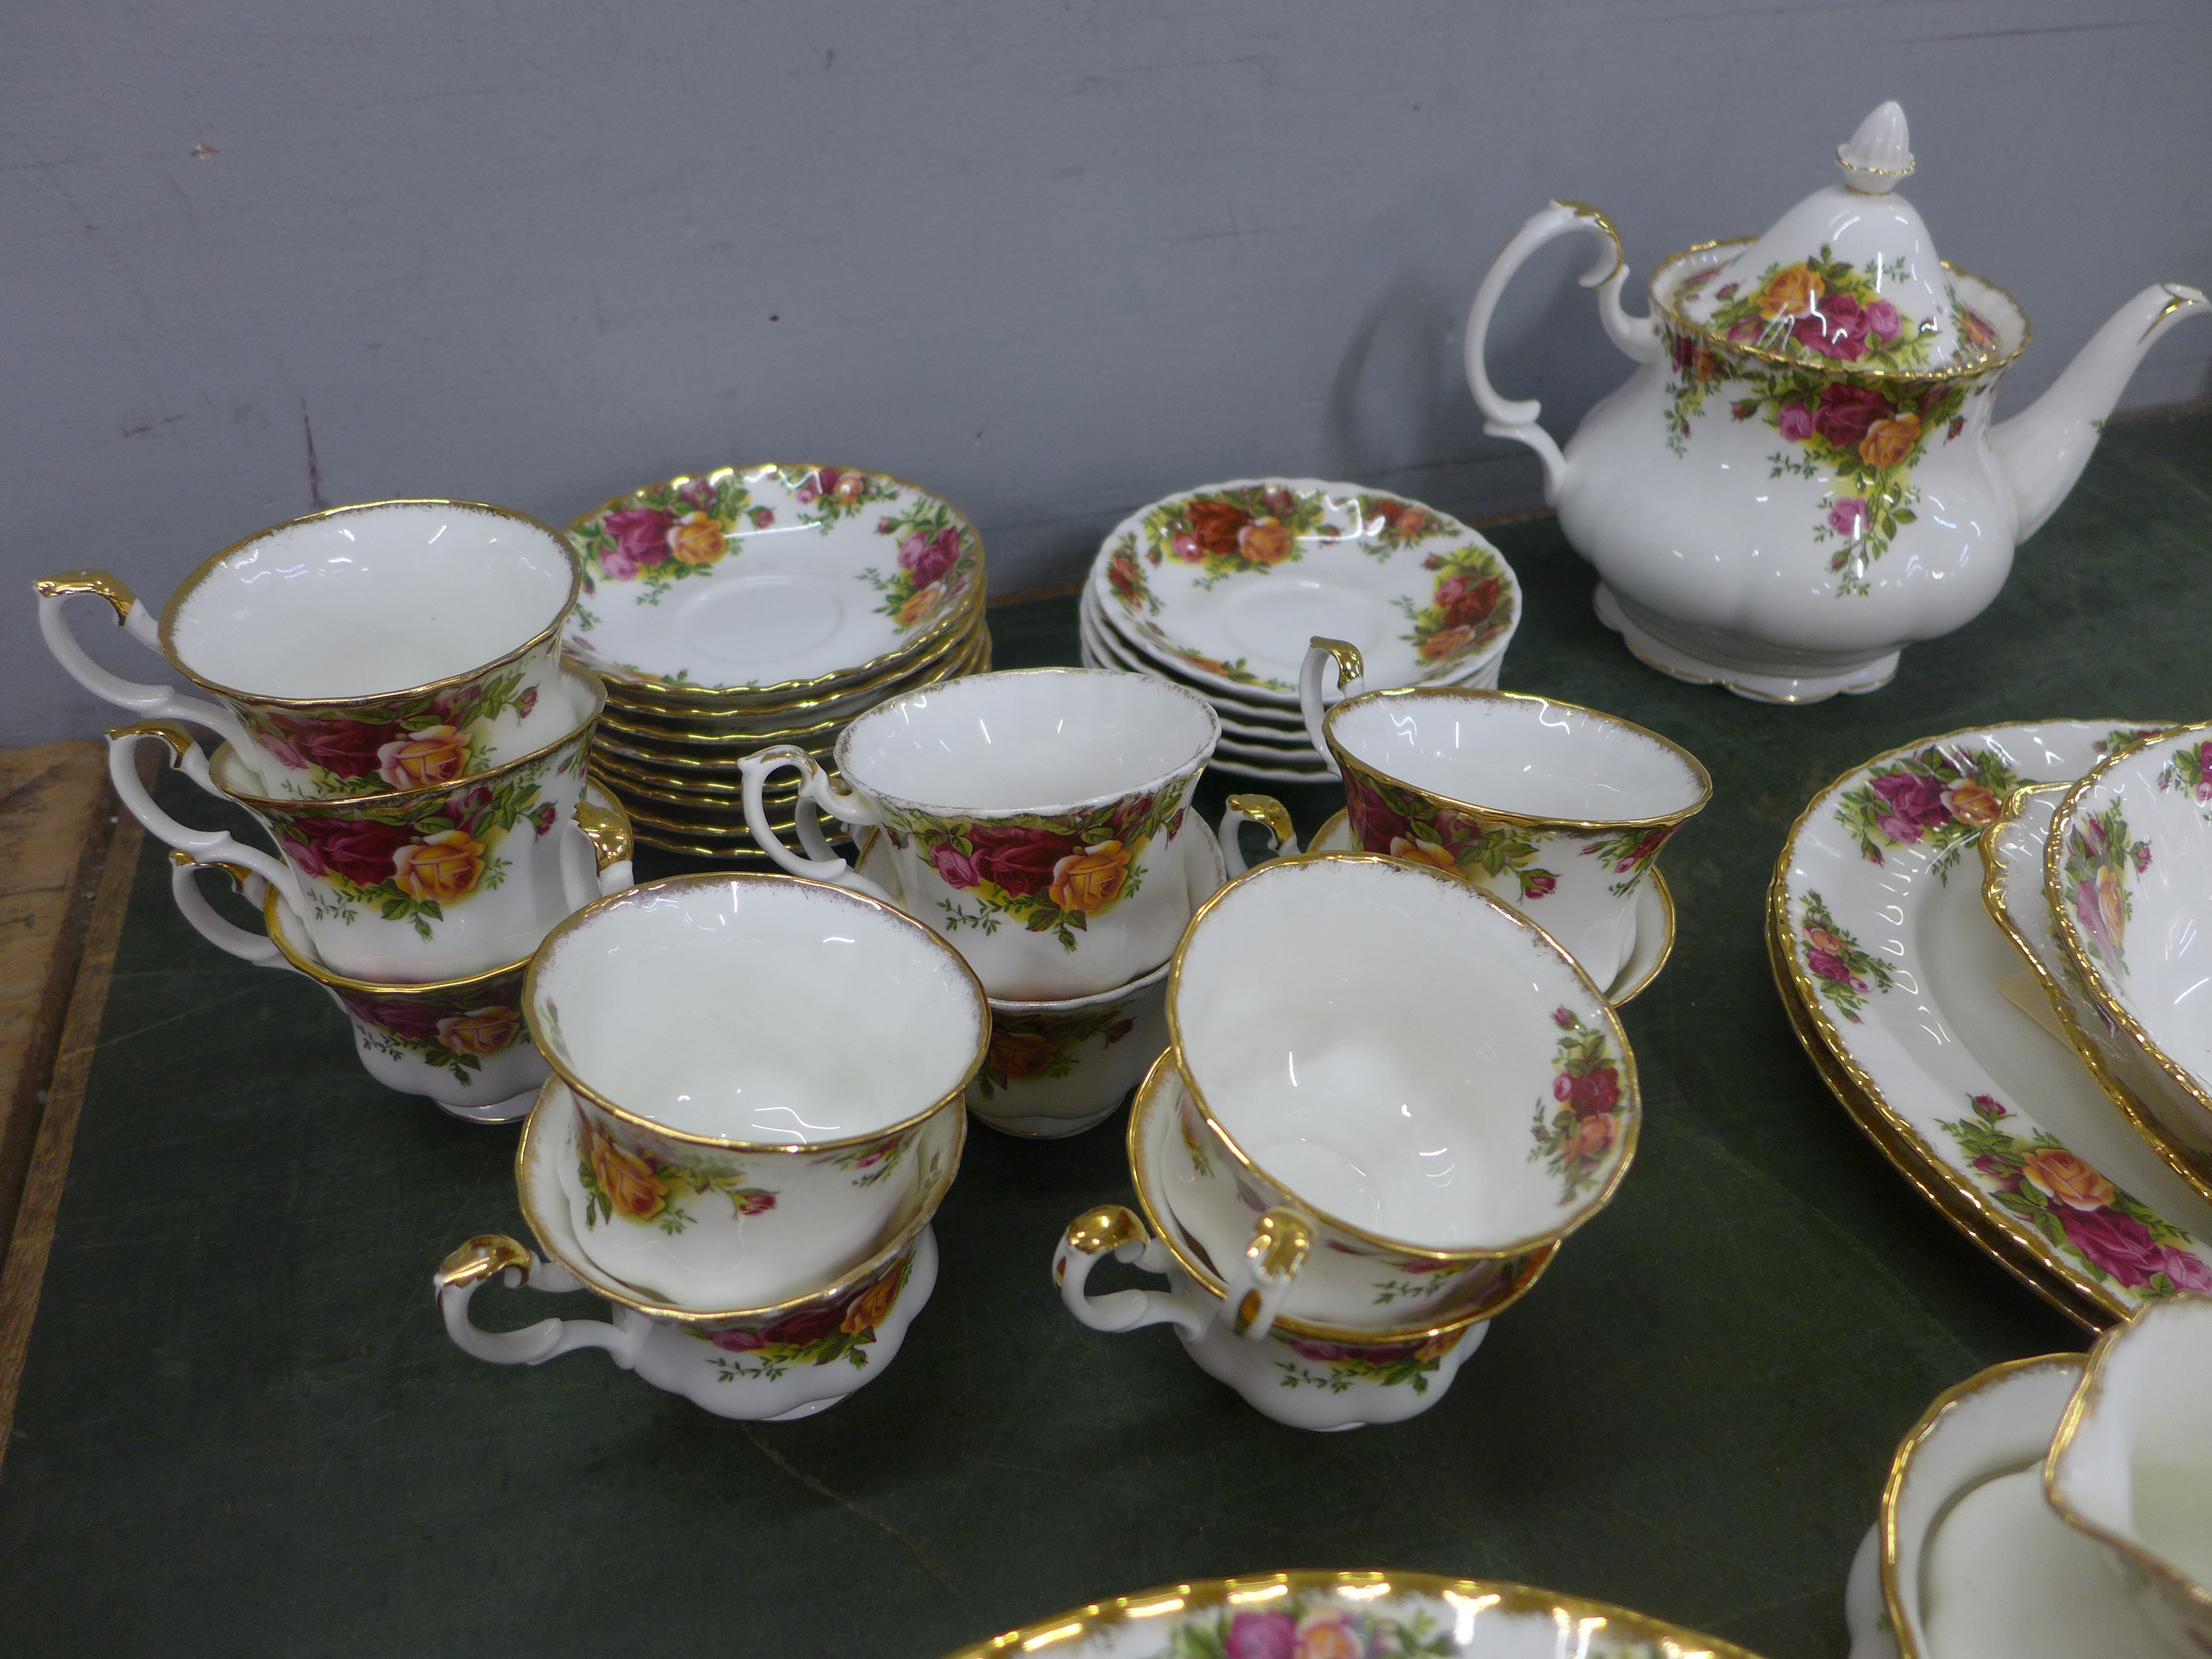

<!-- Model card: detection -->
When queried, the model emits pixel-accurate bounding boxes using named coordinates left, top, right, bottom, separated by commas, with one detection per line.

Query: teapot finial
left=1837, top=101, right=1914, bottom=193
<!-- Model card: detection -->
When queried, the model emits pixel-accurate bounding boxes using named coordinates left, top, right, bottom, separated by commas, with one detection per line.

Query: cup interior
left=529, top=877, right=984, bottom=1143
left=837, top=669, right=1217, bottom=811
left=168, top=502, right=576, bottom=699
left=1171, top=856, right=1629, bottom=1251
left=1330, top=691, right=1705, bottom=823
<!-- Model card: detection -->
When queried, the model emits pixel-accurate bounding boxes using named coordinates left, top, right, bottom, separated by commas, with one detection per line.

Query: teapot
left=1464, top=102, right=2207, bottom=703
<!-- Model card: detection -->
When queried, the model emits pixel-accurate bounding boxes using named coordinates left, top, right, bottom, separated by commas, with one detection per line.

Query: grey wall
left=8, top=0, right=2210, bottom=746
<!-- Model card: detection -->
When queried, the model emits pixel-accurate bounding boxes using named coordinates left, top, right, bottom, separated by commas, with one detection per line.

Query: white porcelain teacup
left=1165, top=852, right=1638, bottom=1333
left=1298, top=637, right=1709, bottom=988
left=107, top=666, right=615, bottom=982
left=523, top=873, right=984, bottom=1309
left=435, top=1096, right=940, bottom=1421
left=2045, top=1295, right=2212, bottom=1656
left=737, top=668, right=1219, bottom=1000
left=1053, top=1052, right=1555, bottom=1431
left=40, top=499, right=581, bottom=800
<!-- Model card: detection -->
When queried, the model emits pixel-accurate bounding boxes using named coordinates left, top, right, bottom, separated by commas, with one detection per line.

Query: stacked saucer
left=561, top=464, right=990, bottom=857
left=1079, top=478, right=1521, bottom=779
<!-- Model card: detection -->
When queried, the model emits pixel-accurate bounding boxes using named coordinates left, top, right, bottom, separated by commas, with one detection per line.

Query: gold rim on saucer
left=592, top=618, right=988, bottom=723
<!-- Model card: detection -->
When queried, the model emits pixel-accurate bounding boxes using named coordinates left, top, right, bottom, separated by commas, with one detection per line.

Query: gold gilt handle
left=1217, top=793, right=1298, bottom=878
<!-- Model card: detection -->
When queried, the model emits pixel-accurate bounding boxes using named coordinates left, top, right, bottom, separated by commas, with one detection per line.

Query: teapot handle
left=1464, top=200, right=1658, bottom=504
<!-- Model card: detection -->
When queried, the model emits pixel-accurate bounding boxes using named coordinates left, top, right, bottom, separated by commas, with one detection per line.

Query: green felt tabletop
left=5, top=409, right=2211, bottom=1658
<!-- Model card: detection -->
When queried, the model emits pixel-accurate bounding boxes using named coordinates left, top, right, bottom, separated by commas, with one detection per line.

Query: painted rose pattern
left=1397, top=544, right=1515, bottom=668
left=571, top=471, right=768, bottom=602
left=782, top=463, right=897, bottom=526
left=1835, top=742, right=2020, bottom=878
left=574, top=1110, right=779, bottom=1238
left=2157, top=739, right=2212, bottom=814
left=258, top=752, right=568, bottom=939
left=1139, top=484, right=1336, bottom=589
left=1796, top=890, right=1896, bottom=1024
left=1940, top=1092, right=2212, bottom=1300
left=890, top=791, right=1191, bottom=953
left=1342, top=765, right=1670, bottom=909
left=973, top=1003, right=1140, bottom=1099
left=2060, top=799, right=2151, bottom=972
left=862, top=495, right=979, bottom=634
left=335, top=970, right=531, bottom=1083
left=685, top=1251, right=914, bottom=1382
left=1527, top=1007, right=1627, bottom=1201
left=235, top=666, right=542, bottom=800
left=1165, top=1593, right=1458, bottom=1659
left=1661, top=250, right=1997, bottom=596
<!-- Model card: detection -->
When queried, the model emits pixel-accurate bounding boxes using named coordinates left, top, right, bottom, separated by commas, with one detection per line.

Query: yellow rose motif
left=586, top=1120, right=668, bottom=1221
left=895, top=581, right=946, bottom=627
left=1416, top=1326, right=1467, bottom=1362
left=668, top=511, right=726, bottom=566
left=2096, top=865, right=2127, bottom=953
left=833, top=470, right=868, bottom=503
left=437, top=1004, right=520, bottom=1057
left=1239, top=519, right=1294, bottom=565
left=1858, top=413, right=1923, bottom=469
left=1416, top=623, right=1475, bottom=662
left=1758, top=264, right=1823, bottom=320
left=377, top=725, right=470, bottom=791
left=2022, top=1147, right=2117, bottom=1212
left=1296, top=1615, right=1364, bottom=1659
left=392, top=828, right=487, bottom=903
left=840, top=1264, right=906, bottom=1335
left=1050, top=840, right=1133, bottom=915
left=1387, top=834, right=1457, bottom=874
left=1942, top=780, right=2002, bottom=830
left=987, top=1027, right=1059, bottom=1080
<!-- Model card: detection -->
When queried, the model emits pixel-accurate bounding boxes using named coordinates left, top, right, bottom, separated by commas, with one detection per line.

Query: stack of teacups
left=1862, top=1296, right=2212, bottom=1659
left=737, top=668, right=1233, bottom=1138
left=434, top=873, right=987, bottom=1421
left=40, top=498, right=632, bottom=1123
left=1079, top=480, right=1523, bottom=778
left=558, top=465, right=990, bottom=857
left=1296, top=637, right=1711, bottom=996
left=1976, top=723, right=2212, bottom=1205
left=1054, top=853, right=1640, bottom=1430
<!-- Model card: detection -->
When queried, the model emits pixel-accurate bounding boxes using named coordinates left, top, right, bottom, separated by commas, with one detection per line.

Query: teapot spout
left=1991, top=283, right=2207, bottom=540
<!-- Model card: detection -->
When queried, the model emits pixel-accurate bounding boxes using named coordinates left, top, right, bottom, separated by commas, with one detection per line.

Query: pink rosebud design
left=1794, top=292, right=1869, bottom=361
left=600, top=507, right=675, bottom=580
left=1866, top=298, right=1901, bottom=340
left=1224, top=1612, right=1297, bottom=1659
left=1550, top=1006, right=1577, bottom=1028
left=515, top=686, right=539, bottom=720
left=1777, top=403, right=1815, bottom=443
left=1521, top=870, right=1557, bottom=899
left=1829, top=498, right=1868, bottom=540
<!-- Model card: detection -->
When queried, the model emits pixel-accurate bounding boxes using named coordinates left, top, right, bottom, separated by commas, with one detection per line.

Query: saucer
left=943, top=1570, right=1760, bottom=1659
left=1078, top=588, right=1310, bottom=732
left=565, top=464, right=982, bottom=695
left=1774, top=720, right=2212, bottom=1324
left=1846, top=1351, right=2167, bottom=1659
left=1309, top=811, right=1674, bottom=1005
left=1089, top=479, right=1520, bottom=703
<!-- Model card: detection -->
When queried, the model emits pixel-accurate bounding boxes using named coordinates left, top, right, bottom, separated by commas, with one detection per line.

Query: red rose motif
left=1868, top=772, right=1949, bottom=844
left=1435, top=572, right=1503, bottom=631
left=2056, top=1204, right=2171, bottom=1289
left=899, top=525, right=962, bottom=589
left=1794, top=293, right=1868, bottom=361
left=2160, top=1248, right=2212, bottom=1293
left=760, top=1301, right=846, bottom=1349
left=1520, top=870, right=1558, bottom=899
left=1566, top=1066, right=1619, bottom=1118
left=1969, top=1154, right=2022, bottom=1195
left=263, top=714, right=402, bottom=782
left=1344, top=780, right=1410, bottom=853
left=1806, top=948, right=1867, bottom=992
left=280, top=816, right=415, bottom=888
left=1811, top=384, right=1892, bottom=450
left=706, top=1326, right=768, bottom=1353
left=1184, top=500, right=1250, bottom=559
left=931, top=824, right=1075, bottom=898
left=602, top=508, right=676, bottom=579
left=1224, top=1612, right=1297, bottom=1659
left=337, top=989, right=447, bottom=1043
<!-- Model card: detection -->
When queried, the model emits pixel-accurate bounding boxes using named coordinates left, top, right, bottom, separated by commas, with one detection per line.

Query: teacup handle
left=38, top=572, right=252, bottom=754
left=1217, top=1207, right=1315, bottom=1343
left=568, top=799, right=635, bottom=903
left=167, top=851, right=293, bottom=971
left=107, top=722, right=308, bottom=914
left=1053, top=1205, right=1210, bottom=1340
left=1217, top=794, right=1299, bottom=877
left=1296, top=637, right=1364, bottom=768
left=737, top=744, right=897, bottom=902
left=434, top=1235, right=641, bottom=1369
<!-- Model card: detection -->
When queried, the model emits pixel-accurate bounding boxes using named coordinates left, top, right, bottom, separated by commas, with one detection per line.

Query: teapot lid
left=1664, top=102, right=2006, bottom=375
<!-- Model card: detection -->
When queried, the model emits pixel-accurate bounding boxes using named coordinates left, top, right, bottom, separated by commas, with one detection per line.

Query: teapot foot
left=1594, top=585, right=1899, bottom=705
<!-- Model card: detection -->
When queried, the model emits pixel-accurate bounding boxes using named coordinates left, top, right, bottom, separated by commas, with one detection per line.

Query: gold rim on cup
left=521, top=870, right=990, bottom=1155
left=1162, top=850, right=1640, bottom=1264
